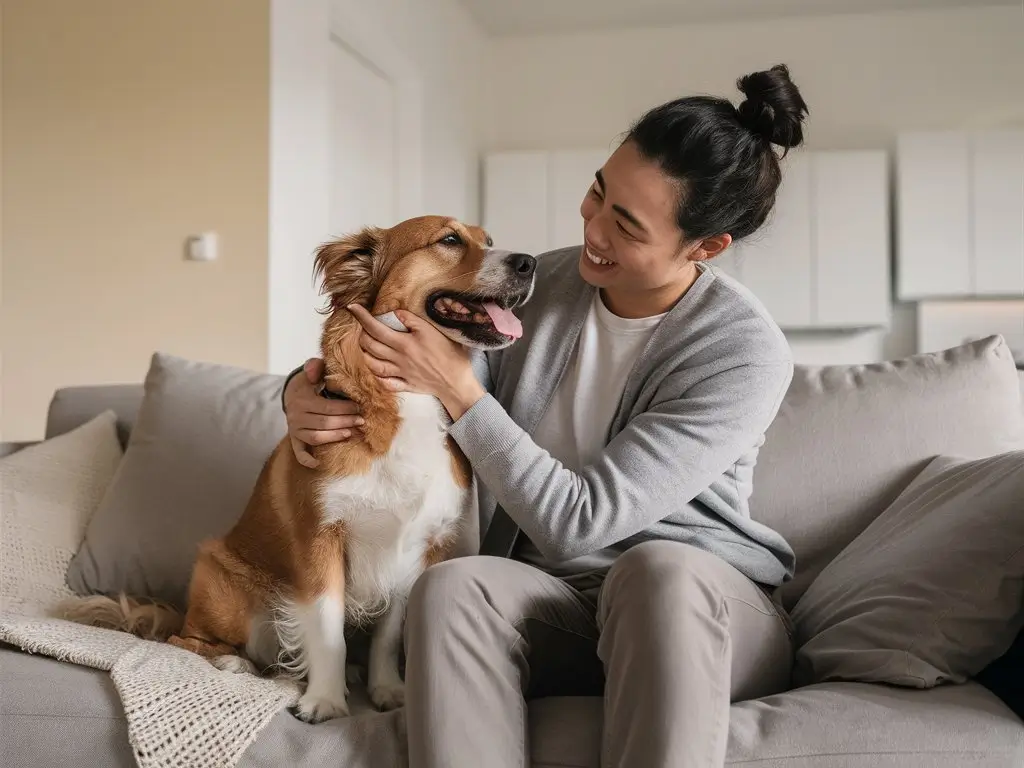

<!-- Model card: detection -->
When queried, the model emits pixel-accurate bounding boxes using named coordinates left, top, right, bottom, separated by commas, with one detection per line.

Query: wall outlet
left=186, top=232, right=218, bottom=262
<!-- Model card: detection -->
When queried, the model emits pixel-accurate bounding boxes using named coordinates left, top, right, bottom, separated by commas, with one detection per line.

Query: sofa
left=2, top=335, right=1023, bottom=768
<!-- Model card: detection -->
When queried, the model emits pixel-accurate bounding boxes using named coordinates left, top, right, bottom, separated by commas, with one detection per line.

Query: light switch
left=186, top=232, right=218, bottom=262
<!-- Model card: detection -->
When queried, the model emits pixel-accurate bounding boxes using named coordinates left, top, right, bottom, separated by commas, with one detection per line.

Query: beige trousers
left=404, top=540, right=794, bottom=768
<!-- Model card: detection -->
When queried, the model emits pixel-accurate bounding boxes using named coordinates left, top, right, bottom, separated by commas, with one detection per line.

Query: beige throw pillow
left=751, top=335, right=1024, bottom=610
left=65, top=353, right=288, bottom=609
left=792, top=450, right=1024, bottom=689
left=1, top=411, right=123, bottom=617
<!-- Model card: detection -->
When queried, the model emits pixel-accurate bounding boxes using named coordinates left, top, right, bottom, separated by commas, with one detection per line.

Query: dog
left=61, top=216, right=536, bottom=722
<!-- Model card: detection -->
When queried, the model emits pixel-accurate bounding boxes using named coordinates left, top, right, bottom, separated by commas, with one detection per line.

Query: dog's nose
left=506, top=252, right=536, bottom=277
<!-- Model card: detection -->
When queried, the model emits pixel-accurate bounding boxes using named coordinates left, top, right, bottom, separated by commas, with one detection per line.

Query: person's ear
left=690, top=233, right=732, bottom=262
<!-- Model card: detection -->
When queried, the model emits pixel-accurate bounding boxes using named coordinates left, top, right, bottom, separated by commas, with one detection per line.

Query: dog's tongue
left=482, top=302, right=523, bottom=339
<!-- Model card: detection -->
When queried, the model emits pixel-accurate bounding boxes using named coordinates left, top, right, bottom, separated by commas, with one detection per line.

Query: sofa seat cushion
left=527, top=683, right=1024, bottom=768
left=5, top=644, right=1022, bottom=768
left=0, top=643, right=407, bottom=768
left=0, top=644, right=135, bottom=768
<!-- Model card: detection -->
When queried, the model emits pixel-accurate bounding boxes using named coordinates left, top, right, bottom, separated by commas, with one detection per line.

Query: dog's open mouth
left=426, top=291, right=526, bottom=342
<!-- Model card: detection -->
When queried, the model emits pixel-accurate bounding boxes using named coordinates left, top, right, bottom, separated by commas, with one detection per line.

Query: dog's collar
left=318, top=387, right=350, bottom=401
left=318, top=311, right=409, bottom=401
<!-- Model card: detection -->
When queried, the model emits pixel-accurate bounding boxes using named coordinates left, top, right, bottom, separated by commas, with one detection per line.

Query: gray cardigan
left=450, top=247, right=797, bottom=587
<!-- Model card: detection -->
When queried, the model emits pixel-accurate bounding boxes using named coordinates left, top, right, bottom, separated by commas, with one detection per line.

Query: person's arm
left=446, top=360, right=792, bottom=562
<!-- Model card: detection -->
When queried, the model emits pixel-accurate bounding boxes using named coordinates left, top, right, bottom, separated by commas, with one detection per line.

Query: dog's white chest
left=318, top=394, right=466, bottom=620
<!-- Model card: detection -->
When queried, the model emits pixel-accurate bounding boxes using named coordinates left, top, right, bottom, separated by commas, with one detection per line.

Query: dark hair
left=624, top=64, right=808, bottom=243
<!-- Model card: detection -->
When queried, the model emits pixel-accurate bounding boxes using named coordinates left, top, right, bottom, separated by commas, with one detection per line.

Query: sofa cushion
left=527, top=682, right=1024, bottom=768
left=66, top=353, right=287, bottom=609
left=1, top=411, right=123, bottom=618
left=791, top=450, right=1024, bottom=689
left=751, top=335, right=1024, bottom=610
left=46, top=384, right=144, bottom=449
left=0, top=644, right=135, bottom=768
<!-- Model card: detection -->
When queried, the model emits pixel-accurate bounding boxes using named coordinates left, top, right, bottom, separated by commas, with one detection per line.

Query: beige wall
left=2, top=0, right=270, bottom=440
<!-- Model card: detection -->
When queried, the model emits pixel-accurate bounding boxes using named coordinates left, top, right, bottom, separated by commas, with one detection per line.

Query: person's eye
left=589, top=184, right=603, bottom=199
left=616, top=222, right=635, bottom=239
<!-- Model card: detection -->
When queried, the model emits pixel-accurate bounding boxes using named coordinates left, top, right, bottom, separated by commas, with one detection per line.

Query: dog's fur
left=60, top=216, right=534, bottom=722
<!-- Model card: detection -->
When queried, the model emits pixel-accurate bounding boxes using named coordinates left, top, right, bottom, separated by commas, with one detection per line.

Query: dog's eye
left=485, top=235, right=494, bottom=247
left=440, top=233, right=463, bottom=247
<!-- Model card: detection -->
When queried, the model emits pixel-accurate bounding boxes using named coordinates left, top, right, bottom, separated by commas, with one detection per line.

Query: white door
left=328, top=39, right=398, bottom=240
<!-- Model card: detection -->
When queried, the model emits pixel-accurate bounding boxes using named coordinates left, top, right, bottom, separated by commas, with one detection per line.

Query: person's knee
left=603, top=541, right=720, bottom=615
left=406, top=556, right=495, bottom=633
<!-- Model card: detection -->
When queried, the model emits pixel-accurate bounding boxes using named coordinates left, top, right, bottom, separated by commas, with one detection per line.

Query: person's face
left=578, top=140, right=728, bottom=299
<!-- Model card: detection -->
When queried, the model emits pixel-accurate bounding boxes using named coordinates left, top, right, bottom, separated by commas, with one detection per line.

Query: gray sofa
left=2, top=338, right=1024, bottom=768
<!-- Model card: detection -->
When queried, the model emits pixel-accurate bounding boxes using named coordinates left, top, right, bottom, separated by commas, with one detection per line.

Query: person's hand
left=284, top=358, right=364, bottom=468
left=347, top=306, right=486, bottom=421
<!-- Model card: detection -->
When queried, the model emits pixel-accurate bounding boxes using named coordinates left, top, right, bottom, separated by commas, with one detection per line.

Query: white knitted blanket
left=0, top=615, right=301, bottom=768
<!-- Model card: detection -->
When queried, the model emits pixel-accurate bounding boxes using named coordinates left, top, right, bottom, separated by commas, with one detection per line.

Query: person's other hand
left=284, top=358, right=363, bottom=468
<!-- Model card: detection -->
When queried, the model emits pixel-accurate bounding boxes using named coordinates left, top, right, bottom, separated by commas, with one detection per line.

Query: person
left=281, top=63, right=808, bottom=768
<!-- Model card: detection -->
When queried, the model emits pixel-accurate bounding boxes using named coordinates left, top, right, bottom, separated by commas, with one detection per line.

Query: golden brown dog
left=63, top=216, right=536, bottom=722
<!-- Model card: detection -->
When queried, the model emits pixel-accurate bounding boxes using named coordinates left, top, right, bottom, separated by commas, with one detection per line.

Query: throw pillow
left=1, top=411, right=123, bottom=617
left=791, top=450, right=1024, bottom=689
left=751, top=334, right=1024, bottom=610
left=65, top=353, right=288, bottom=609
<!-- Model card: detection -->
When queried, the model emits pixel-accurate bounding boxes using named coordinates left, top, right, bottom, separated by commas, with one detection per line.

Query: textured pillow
left=66, top=353, right=288, bottom=609
left=1, top=411, right=123, bottom=617
left=752, top=335, right=1024, bottom=610
left=792, top=450, right=1024, bottom=689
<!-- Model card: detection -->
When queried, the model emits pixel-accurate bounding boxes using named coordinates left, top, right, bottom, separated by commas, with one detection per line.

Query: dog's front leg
left=292, top=593, right=350, bottom=722
left=368, top=585, right=409, bottom=711
left=293, top=527, right=350, bottom=723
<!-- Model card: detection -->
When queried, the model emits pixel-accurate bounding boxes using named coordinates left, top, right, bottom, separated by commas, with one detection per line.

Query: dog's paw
left=369, top=681, right=405, bottom=712
left=293, top=692, right=350, bottom=723
left=210, top=655, right=258, bottom=675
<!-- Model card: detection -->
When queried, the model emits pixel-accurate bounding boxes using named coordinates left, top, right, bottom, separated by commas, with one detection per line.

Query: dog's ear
left=313, top=227, right=386, bottom=313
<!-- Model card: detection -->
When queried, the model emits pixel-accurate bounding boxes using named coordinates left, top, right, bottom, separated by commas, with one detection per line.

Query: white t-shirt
left=515, top=290, right=666, bottom=572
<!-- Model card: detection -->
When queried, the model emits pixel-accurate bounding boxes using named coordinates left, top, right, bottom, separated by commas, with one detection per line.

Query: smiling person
left=282, top=64, right=808, bottom=768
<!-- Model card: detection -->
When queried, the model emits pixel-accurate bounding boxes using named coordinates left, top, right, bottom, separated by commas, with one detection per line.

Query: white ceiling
left=456, top=0, right=1012, bottom=36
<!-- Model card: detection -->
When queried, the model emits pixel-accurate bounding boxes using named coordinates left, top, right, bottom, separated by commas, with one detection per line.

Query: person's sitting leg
left=404, top=555, right=604, bottom=768
left=597, top=541, right=794, bottom=768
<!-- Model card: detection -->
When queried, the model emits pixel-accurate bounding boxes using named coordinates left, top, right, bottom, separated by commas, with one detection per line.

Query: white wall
left=478, top=5, right=1024, bottom=364
left=268, top=0, right=484, bottom=373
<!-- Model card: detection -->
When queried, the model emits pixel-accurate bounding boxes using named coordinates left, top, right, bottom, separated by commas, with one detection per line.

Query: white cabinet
left=482, top=147, right=891, bottom=329
left=722, top=150, right=891, bottom=329
left=482, top=149, right=608, bottom=255
left=813, top=151, right=891, bottom=327
left=972, top=132, right=1024, bottom=295
left=896, top=130, right=1024, bottom=299
left=731, top=154, right=814, bottom=328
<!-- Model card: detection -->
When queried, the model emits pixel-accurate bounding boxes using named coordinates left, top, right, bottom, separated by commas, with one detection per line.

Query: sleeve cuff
left=279, top=364, right=305, bottom=413
left=447, top=393, right=523, bottom=462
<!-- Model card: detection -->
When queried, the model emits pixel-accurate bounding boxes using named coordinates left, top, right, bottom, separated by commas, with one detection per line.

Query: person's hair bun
left=736, top=64, right=809, bottom=151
